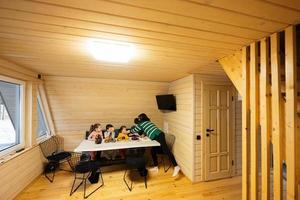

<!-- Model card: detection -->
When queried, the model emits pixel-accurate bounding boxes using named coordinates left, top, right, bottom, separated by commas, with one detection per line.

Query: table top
left=74, top=137, right=160, bottom=152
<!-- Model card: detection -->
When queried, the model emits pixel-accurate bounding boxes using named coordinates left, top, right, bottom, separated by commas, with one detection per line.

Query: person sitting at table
left=103, top=124, right=116, bottom=142
left=117, top=126, right=129, bottom=159
left=131, top=113, right=181, bottom=177
left=102, top=124, right=117, bottom=160
left=88, top=123, right=103, bottom=160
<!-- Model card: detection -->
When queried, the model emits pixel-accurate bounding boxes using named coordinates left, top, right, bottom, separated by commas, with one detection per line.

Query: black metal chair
left=70, top=155, right=104, bottom=199
left=158, top=133, right=176, bottom=172
left=123, top=149, right=147, bottom=191
left=39, top=135, right=74, bottom=182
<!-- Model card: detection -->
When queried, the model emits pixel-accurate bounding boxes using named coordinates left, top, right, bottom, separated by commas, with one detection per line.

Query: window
left=0, top=78, right=24, bottom=155
left=36, top=94, right=50, bottom=141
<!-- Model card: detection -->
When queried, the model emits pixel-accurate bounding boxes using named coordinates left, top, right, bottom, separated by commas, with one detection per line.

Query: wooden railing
left=221, top=25, right=299, bottom=200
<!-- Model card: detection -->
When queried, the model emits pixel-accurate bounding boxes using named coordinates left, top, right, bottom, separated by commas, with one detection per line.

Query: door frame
left=201, top=83, right=236, bottom=181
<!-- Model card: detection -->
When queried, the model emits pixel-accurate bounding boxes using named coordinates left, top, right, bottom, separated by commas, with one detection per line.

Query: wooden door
left=203, top=85, right=233, bottom=181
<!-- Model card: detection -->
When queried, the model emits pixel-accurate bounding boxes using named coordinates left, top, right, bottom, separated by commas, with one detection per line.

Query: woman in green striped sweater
left=131, top=113, right=181, bottom=177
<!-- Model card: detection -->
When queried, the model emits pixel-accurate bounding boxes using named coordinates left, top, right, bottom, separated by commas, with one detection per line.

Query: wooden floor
left=16, top=166, right=242, bottom=200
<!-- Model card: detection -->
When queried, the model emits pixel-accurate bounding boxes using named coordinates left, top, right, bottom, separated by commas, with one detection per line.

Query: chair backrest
left=85, top=131, right=90, bottom=139
left=165, top=133, right=175, bottom=150
left=39, top=136, right=62, bottom=158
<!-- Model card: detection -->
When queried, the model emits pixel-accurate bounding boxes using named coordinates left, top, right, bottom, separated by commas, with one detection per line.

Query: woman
left=131, top=113, right=180, bottom=177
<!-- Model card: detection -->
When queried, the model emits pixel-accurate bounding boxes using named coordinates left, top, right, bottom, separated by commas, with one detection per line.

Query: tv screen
left=156, top=94, right=176, bottom=111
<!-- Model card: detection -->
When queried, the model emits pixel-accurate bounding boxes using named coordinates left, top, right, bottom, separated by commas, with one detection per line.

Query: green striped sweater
left=131, top=121, right=161, bottom=140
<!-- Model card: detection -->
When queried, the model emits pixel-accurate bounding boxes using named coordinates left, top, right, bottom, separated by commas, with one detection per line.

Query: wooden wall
left=0, top=58, right=45, bottom=200
left=44, top=76, right=169, bottom=150
left=164, top=75, right=195, bottom=181
left=0, top=146, right=44, bottom=200
left=235, top=99, right=242, bottom=176
left=194, top=74, right=202, bottom=182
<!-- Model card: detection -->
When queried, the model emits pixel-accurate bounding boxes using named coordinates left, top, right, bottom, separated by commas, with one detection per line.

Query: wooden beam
left=285, top=25, right=298, bottom=200
left=250, top=42, right=259, bottom=200
left=219, top=50, right=243, bottom=95
left=260, top=37, right=271, bottom=200
left=242, top=46, right=250, bottom=200
left=271, top=32, right=283, bottom=200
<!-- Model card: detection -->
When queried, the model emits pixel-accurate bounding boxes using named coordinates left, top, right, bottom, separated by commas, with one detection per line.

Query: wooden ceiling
left=0, top=0, right=299, bottom=82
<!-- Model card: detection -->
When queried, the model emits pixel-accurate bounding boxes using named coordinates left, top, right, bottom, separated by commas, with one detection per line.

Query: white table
left=74, top=137, right=160, bottom=152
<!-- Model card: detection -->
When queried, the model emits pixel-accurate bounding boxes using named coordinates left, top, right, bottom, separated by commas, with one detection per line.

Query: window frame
left=0, top=75, right=25, bottom=158
left=36, top=91, right=51, bottom=143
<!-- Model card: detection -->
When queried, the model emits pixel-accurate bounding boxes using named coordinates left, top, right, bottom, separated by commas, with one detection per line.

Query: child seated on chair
left=88, top=123, right=102, bottom=160
left=102, top=124, right=117, bottom=160
left=117, top=126, right=129, bottom=159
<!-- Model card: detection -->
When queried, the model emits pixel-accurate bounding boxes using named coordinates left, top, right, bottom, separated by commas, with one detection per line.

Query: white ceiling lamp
left=86, top=39, right=136, bottom=63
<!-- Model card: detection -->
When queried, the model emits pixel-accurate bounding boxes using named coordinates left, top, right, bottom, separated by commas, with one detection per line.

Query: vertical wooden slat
left=250, top=42, right=259, bottom=200
left=285, top=25, right=298, bottom=200
left=271, top=32, right=283, bottom=200
left=242, top=46, right=250, bottom=200
left=260, top=37, right=271, bottom=200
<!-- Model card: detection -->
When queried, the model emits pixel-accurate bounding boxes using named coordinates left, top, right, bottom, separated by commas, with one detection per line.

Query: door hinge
left=232, top=160, right=234, bottom=166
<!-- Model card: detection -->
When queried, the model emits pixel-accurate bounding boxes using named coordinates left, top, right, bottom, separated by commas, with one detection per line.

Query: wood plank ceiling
left=0, top=0, right=299, bottom=82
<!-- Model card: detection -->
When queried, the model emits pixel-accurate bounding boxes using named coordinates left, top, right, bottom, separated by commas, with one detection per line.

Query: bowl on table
left=130, top=135, right=140, bottom=141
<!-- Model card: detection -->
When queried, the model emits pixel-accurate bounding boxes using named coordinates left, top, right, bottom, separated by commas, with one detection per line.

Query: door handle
left=206, top=129, right=214, bottom=132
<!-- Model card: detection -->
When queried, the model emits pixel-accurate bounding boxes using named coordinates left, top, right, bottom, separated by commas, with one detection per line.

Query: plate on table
left=130, top=135, right=140, bottom=141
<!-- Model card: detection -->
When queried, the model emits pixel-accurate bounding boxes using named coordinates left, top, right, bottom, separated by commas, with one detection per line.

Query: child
left=102, top=124, right=117, bottom=160
left=117, top=126, right=129, bottom=159
left=88, top=123, right=102, bottom=160
left=117, top=125, right=129, bottom=141
left=103, top=124, right=115, bottom=142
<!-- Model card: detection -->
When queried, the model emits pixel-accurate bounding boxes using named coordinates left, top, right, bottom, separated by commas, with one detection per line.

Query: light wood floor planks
left=16, top=167, right=242, bottom=200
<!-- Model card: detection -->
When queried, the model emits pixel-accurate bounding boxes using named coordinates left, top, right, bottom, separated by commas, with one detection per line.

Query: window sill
left=36, top=135, right=51, bottom=144
left=0, top=145, right=39, bottom=166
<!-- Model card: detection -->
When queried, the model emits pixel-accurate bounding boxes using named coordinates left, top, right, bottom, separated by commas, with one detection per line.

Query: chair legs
left=44, top=161, right=59, bottom=183
left=161, top=156, right=172, bottom=173
left=123, top=169, right=133, bottom=191
left=70, top=170, right=104, bottom=199
left=44, top=158, right=74, bottom=183
left=144, top=174, right=147, bottom=189
left=59, top=158, right=74, bottom=172
left=123, top=168, right=147, bottom=192
left=44, top=168, right=56, bottom=183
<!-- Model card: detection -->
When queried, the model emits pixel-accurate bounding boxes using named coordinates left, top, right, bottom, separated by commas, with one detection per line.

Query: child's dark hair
left=138, top=113, right=150, bottom=122
left=106, top=124, right=113, bottom=130
left=119, top=125, right=127, bottom=133
left=134, top=118, right=140, bottom=124
left=89, top=123, right=101, bottom=134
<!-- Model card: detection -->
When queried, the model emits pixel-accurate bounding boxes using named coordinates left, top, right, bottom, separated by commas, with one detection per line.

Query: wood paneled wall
left=44, top=76, right=169, bottom=150
left=164, top=75, right=195, bottom=181
left=0, top=58, right=45, bottom=200
left=0, top=146, right=44, bottom=200
left=235, top=98, right=242, bottom=176
left=194, top=75, right=202, bottom=182
left=45, top=74, right=241, bottom=183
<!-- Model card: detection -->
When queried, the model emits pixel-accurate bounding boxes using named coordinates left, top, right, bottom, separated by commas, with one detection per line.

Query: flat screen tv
left=156, top=94, right=176, bottom=111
